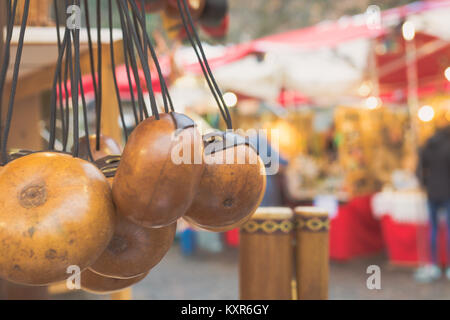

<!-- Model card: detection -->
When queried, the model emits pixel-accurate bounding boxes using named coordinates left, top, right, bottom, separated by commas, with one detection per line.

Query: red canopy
left=183, top=0, right=450, bottom=103
left=58, top=64, right=166, bottom=100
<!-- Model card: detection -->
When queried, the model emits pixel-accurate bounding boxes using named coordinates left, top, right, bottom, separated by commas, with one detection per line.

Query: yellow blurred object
left=417, top=95, right=450, bottom=145
left=335, top=105, right=410, bottom=196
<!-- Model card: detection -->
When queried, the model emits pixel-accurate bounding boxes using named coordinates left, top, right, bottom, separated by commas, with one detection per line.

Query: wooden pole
left=239, top=207, right=294, bottom=300
left=294, top=206, right=329, bottom=300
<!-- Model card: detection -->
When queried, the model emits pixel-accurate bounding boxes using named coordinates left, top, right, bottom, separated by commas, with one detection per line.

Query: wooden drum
left=294, top=206, right=329, bottom=300
left=239, top=207, right=294, bottom=300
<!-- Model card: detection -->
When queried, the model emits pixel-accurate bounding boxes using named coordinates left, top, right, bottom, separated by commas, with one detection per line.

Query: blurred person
left=415, top=125, right=450, bottom=282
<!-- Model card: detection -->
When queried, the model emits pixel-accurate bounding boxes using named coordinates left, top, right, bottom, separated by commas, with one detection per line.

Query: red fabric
left=329, top=195, right=385, bottom=261
left=225, top=228, right=240, bottom=247
left=58, top=64, right=166, bottom=100
left=377, top=32, right=450, bottom=102
left=184, top=1, right=450, bottom=71
left=252, top=0, right=450, bottom=51
left=381, top=216, right=448, bottom=266
left=277, top=88, right=310, bottom=107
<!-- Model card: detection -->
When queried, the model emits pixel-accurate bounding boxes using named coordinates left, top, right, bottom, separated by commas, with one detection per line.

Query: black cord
left=122, top=38, right=139, bottom=126
left=53, top=0, right=67, bottom=149
left=63, top=31, right=71, bottom=150
left=128, top=0, right=174, bottom=113
left=96, top=0, right=103, bottom=150
left=0, top=0, right=18, bottom=152
left=116, top=0, right=149, bottom=120
left=176, top=0, right=232, bottom=129
left=84, top=0, right=100, bottom=148
left=78, top=65, right=95, bottom=162
left=109, top=0, right=128, bottom=141
left=72, top=0, right=81, bottom=157
left=49, top=29, right=70, bottom=151
left=2, top=0, right=30, bottom=164
left=118, top=0, right=159, bottom=119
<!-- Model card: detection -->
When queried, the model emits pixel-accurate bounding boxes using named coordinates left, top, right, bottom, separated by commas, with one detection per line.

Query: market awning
left=58, top=64, right=168, bottom=100
left=180, top=0, right=450, bottom=104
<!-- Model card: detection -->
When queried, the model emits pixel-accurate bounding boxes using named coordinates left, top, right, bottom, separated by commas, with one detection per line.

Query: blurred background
left=1, top=0, right=450, bottom=300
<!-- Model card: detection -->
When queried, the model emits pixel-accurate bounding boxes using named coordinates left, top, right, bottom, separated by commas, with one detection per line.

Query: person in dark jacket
left=416, top=125, right=450, bottom=281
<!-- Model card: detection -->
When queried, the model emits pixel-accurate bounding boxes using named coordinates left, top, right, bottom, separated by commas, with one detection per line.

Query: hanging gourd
left=112, top=112, right=204, bottom=228
left=0, top=0, right=261, bottom=294
left=0, top=152, right=115, bottom=285
left=175, top=0, right=266, bottom=231
left=89, top=214, right=176, bottom=279
left=81, top=268, right=149, bottom=294
left=184, top=132, right=266, bottom=231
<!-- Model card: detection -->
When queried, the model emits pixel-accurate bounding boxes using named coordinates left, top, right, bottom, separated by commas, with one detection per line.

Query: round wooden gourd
left=112, top=112, right=204, bottom=228
left=89, top=214, right=176, bottom=279
left=81, top=268, right=148, bottom=294
left=0, top=152, right=115, bottom=285
left=184, top=132, right=266, bottom=232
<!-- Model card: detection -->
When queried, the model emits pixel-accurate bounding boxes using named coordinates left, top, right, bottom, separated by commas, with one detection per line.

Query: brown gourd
left=184, top=132, right=266, bottom=232
left=81, top=268, right=148, bottom=294
left=89, top=214, right=176, bottom=279
left=112, top=112, right=204, bottom=228
left=0, top=152, right=115, bottom=285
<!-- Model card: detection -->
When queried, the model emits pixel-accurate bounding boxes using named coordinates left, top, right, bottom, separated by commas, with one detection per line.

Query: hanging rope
left=49, top=29, right=70, bottom=151
left=53, top=0, right=67, bottom=150
left=71, top=0, right=81, bottom=158
left=78, top=65, right=95, bottom=162
left=122, top=35, right=139, bottom=126
left=118, top=0, right=159, bottom=119
left=108, top=0, right=128, bottom=140
left=92, top=0, right=102, bottom=150
left=0, top=0, right=18, bottom=154
left=128, top=0, right=174, bottom=113
left=176, top=0, right=232, bottom=129
left=117, top=2, right=148, bottom=121
left=1, top=0, right=30, bottom=164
